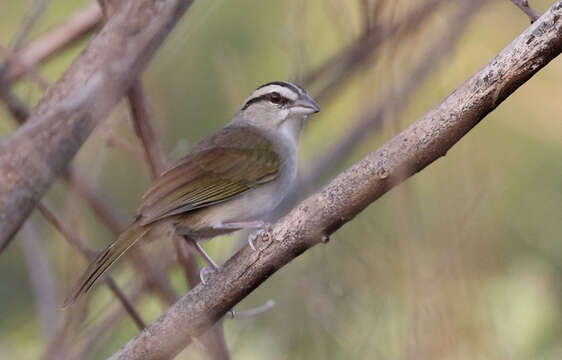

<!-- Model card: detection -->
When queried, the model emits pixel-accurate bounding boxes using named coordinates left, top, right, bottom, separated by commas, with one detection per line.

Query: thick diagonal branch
left=0, top=0, right=194, bottom=252
left=109, top=2, right=562, bottom=359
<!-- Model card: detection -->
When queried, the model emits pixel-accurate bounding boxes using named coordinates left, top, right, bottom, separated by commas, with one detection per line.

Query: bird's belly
left=174, top=176, right=292, bottom=239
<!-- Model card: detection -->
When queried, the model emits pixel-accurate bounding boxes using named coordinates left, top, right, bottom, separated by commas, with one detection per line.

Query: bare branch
left=2, top=3, right=102, bottom=84
left=127, top=79, right=167, bottom=176
left=0, top=0, right=195, bottom=252
left=511, top=0, right=541, bottom=22
left=109, top=2, right=562, bottom=358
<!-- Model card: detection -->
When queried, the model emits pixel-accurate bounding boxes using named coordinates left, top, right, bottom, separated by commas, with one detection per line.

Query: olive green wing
left=137, top=126, right=280, bottom=225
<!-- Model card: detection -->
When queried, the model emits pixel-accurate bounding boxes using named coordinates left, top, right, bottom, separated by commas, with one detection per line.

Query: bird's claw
left=248, top=224, right=273, bottom=251
left=199, top=266, right=216, bottom=285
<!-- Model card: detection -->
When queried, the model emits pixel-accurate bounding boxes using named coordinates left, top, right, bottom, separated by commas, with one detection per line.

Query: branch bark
left=109, top=2, right=562, bottom=358
left=0, top=0, right=194, bottom=252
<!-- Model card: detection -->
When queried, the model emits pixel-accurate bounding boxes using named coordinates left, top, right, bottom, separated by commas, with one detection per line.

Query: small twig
left=510, top=0, right=541, bottom=23
left=104, top=277, right=146, bottom=329
left=10, top=0, right=51, bottom=51
left=127, top=79, right=167, bottom=176
left=103, top=131, right=145, bottom=157
left=232, top=300, right=276, bottom=320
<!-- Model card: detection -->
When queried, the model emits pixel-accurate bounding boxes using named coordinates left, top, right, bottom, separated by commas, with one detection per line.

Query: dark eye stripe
left=241, top=93, right=290, bottom=110
left=257, top=81, right=303, bottom=95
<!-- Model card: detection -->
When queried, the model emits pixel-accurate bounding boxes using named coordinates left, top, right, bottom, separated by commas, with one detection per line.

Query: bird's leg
left=183, top=236, right=218, bottom=284
left=214, top=220, right=268, bottom=230
left=214, top=221, right=272, bottom=251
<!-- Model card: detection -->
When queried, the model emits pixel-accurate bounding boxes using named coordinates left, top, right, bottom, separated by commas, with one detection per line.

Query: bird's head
left=235, top=81, right=320, bottom=136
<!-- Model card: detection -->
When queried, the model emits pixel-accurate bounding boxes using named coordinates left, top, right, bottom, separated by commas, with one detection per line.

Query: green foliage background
left=0, top=0, right=561, bottom=359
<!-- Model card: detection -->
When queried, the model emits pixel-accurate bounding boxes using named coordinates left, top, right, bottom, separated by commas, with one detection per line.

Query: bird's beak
left=289, top=93, right=320, bottom=115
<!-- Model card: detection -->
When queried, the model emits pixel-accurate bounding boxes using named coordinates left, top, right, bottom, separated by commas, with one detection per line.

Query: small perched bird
left=64, top=81, right=320, bottom=306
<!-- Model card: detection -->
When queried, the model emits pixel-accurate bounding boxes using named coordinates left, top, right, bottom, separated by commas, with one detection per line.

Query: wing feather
left=137, top=126, right=280, bottom=225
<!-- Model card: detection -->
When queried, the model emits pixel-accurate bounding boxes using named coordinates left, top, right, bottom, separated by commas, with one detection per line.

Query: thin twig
left=233, top=300, right=276, bottom=320
left=103, top=131, right=145, bottom=157
left=127, top=79, right=167, bottom=176
left=510, top=0, right=541, bottom=22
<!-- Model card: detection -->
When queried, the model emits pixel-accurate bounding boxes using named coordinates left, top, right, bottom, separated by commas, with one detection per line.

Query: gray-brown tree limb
left=109, top=2, right=562, bottom=359
left=0, top=0, right=194, bottom=252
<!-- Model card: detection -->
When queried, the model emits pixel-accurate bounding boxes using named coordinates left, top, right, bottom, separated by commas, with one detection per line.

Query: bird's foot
left=228, top=300, right=276, bottom=319
left=199, top=266, right=217, bottom=285
left=248, top=223, right=273, bottom=251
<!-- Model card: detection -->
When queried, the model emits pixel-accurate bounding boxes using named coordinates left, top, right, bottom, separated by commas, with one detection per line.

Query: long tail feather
left=63, top=224, right=149, bottom=307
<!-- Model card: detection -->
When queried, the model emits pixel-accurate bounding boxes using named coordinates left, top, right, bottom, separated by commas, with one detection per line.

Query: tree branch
left=0, top=0, right=194, bottom=252
left=127, top=79, right=167, bottom=176
left=109, top=2, right=562, bottom=358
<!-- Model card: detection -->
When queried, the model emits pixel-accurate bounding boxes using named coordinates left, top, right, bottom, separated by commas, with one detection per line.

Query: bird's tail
left=63, top=223, right=149, bottom=307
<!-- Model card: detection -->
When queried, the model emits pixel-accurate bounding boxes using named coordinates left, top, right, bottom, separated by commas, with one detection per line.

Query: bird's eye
left=269, top=92, right=282, bottom=104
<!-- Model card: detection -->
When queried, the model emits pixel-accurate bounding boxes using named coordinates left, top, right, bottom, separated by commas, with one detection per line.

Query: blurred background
left=0, top=0, right=561, bottom=359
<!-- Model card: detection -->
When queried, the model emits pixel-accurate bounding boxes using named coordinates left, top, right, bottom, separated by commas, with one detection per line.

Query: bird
left=63, top=81, right=320, bottom=306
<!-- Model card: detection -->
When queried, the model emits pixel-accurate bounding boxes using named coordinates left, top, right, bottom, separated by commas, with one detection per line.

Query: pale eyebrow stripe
left=252, top=85, right=297, bottom=100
